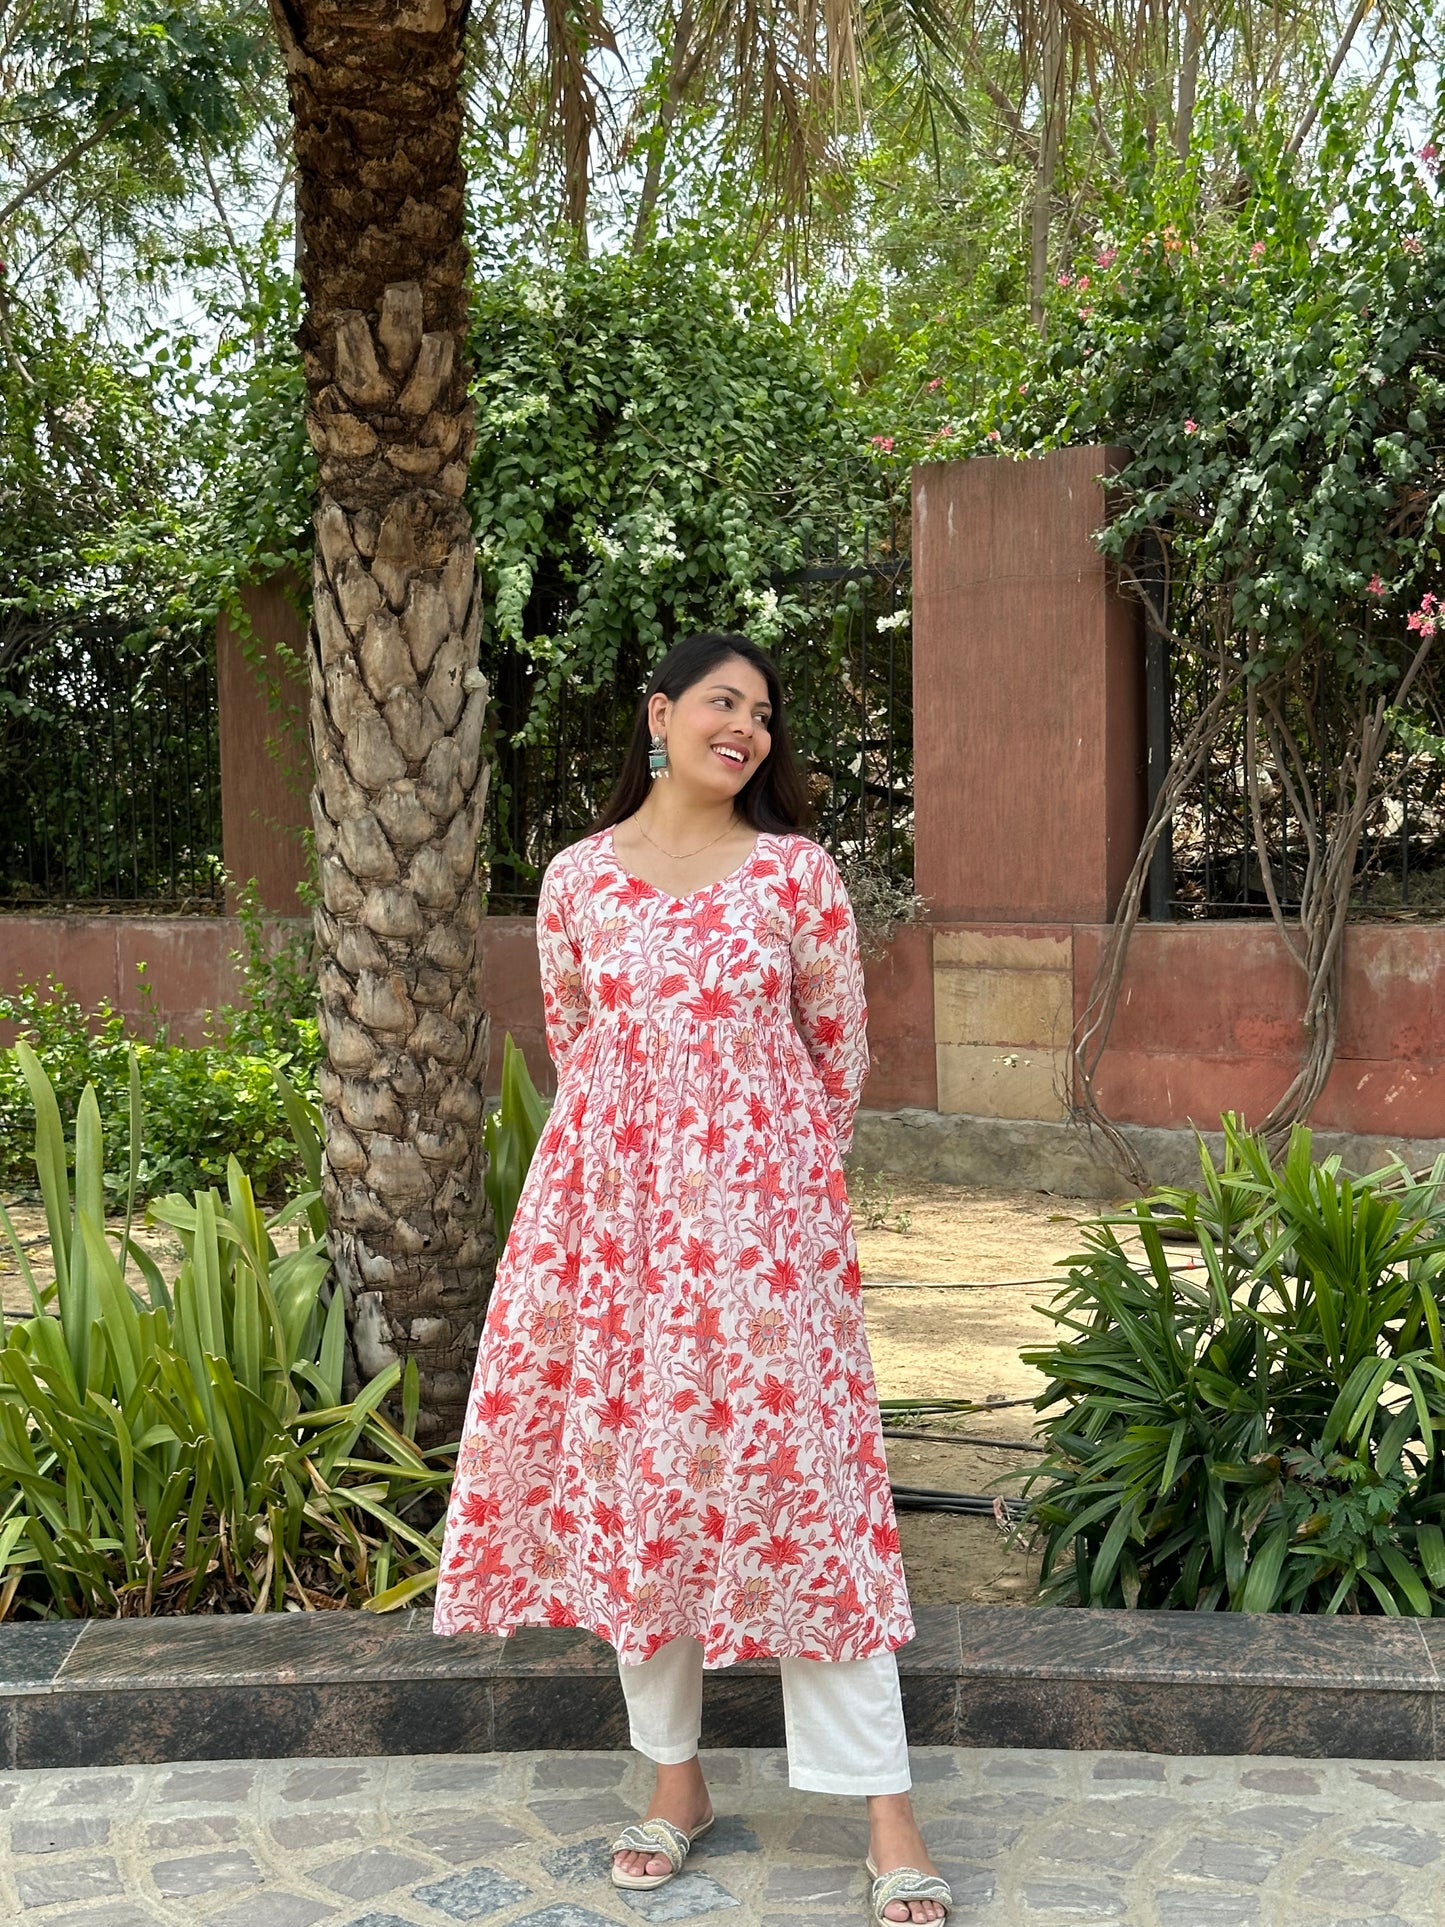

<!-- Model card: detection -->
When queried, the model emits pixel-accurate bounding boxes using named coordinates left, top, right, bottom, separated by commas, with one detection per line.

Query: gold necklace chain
left=631, top=814, right=741, bottom=861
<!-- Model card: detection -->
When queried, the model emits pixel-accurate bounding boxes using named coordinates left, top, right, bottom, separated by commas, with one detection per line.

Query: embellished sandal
left=610, top=1813, right=715, bottom=1890
left=865, top=1856, right=953, bottom=1924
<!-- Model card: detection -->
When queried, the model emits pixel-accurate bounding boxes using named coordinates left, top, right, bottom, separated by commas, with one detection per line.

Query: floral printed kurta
left=433, top=827, right=913, bottom=1666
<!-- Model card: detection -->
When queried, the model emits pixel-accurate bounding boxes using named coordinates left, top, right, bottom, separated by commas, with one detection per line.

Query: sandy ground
left=850, top=1177, right=1123, bottom=1606
left=0, top=1175, right=1119, bottom=1607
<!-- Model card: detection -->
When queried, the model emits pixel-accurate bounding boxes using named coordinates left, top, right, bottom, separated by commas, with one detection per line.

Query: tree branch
left=0, top=108, right=129, bottom=232
left=1285, top=0, right=1372, bottom=159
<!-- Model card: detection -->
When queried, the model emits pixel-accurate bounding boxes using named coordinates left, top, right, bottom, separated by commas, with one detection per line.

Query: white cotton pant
left=618, top=1636, right=912, bottom=1795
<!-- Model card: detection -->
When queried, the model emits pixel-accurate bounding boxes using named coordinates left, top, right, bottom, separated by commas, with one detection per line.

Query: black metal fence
left=0, top=625, right=223, bottom=911
left=0, top=532, right=915, bottom=917
left=1150, top=629, right=1445, bottom=921
left=482, top=527, right=913, bottom=914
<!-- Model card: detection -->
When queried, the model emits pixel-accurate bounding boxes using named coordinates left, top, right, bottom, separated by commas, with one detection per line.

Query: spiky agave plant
left=0, top=1043, right=452, bottom=1616
left=1022, top=1117, right=1445, bottom=1615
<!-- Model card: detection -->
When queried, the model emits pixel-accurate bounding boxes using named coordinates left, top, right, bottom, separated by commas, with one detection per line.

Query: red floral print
left=432, top=829, right=912, bottom=1666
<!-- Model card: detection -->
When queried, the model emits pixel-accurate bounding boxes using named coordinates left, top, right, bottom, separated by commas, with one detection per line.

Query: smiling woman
left=430, top=630, right=952, bottom=1925
left=601, top=631, right=813, bottom=896
left=610, top=643, right=778, bottom=894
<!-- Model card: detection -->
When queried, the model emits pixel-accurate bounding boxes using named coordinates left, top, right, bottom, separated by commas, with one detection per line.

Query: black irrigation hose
left=883, top=1428, right=1045, bottom=1452
left=879, top=1396, right=1037, bottom=1416
left=889, top=1484, right=1028, bottom=1520
left=863, top=1262, right=1216, bottom=1293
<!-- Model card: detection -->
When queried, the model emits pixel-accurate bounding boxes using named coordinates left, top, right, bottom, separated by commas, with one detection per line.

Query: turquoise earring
left=648, top=734, right=669, bottom=779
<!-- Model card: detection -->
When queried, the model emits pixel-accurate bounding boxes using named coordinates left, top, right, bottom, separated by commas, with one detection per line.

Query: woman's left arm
left=789, top=844, right=870, bottom=1157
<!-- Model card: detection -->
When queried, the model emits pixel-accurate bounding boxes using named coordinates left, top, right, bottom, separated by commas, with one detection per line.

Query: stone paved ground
left=3, top=1745, right=1445, bottom=1927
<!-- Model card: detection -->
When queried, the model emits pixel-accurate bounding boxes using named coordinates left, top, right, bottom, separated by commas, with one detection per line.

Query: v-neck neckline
left=606, top=826, right=765, bottom=905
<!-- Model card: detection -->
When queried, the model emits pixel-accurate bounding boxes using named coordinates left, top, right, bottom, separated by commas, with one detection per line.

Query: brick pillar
left=912, top=448, right=1145, bottom=1117
left=216, top=575, right=313, bottom=913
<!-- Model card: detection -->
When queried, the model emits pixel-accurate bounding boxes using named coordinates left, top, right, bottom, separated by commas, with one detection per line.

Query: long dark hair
left=595, top=632, right=814, bottom=834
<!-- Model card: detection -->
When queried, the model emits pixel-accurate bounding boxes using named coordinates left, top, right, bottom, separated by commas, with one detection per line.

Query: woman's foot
left=867, top=1792, right=947, bottom=1923
left=613, top=1759, right=714, bottom=1882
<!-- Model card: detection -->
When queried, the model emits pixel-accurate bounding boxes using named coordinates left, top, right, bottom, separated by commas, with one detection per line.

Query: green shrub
left=0, top=1044, right=450, bottom=1617
left=0, top=977, right=318, bottom=1203
left=1024, top=1118, right=1445, bottom=1615
left=214, top=876, right=320, bottom=1060
left=482, top=1033, right=549, bottom=1246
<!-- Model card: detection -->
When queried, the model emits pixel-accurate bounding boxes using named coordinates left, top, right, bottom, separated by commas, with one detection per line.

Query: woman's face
left=649, top=655, right=774, bottom=799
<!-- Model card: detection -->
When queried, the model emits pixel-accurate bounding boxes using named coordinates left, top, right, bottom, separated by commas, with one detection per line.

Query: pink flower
left=1403, top=235, right=1424, bottom=256
left=1095, top=247, right=1118, bottom=269
left=1077, top=307, right=1093, bottom=322
left=1017, top=382, right=1029, bottom=395
left=1056, top=271, right=1073, bottom=287
left=986, top=429, right=1001, bottom=443
left=1420, top=142, right=1440, bottom=177
left=927, top=377, right=942, bottom=391
left=1250, top=240, right=1266, bottom=260
left=1076, top=275, right=1090, bottom=291
left=869, top=435, right=895, bottom=452
left=1183, top=419, right=1198, bottom=435
left=1367, top=574, right=1385, bottom=598
left=1408, top=593, right=1440, bottom=637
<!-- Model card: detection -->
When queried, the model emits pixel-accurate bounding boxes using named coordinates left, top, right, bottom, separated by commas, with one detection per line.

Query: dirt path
left=1, top=1174, right=1117, bottom=1606
left=852, top=1176, right=1127, bottom=1606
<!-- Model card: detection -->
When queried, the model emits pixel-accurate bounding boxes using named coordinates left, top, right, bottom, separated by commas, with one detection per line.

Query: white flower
left=635, top=507, right=684, bottom=574
left=874, top=608, right=910, bottom=632
left=740, top=585, right=784, bottom=644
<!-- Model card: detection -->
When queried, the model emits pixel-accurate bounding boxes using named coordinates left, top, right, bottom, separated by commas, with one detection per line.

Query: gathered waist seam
left=586, top=1013, right=796, bottom=1030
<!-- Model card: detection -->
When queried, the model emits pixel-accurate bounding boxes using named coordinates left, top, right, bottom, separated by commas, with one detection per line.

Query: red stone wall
left=216, top=577, right=314, bottom=915
left=0, top=915, right=545, bottom=1098
left=6, top=448, right=1443, bottom=1146
left=913, top=447, right=1145, bottom=924
left=1074, top=920, right=1445, bottom=1138
left=912, top=450, right=1445, bottom=1145
left=0, top=912, right=935, bottom=1111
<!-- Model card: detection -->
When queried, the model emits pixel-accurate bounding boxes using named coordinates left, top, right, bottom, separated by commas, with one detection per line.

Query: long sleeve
left=536, top=857, right=589, bottom=1071
left=789, top=844, right=870, bottom=1157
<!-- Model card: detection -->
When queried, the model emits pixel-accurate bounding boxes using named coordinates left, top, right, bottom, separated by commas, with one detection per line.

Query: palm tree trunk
left=631, top=0, right=698, bottom=253
left=1173, top=14, right=1200, bottom=161
left=1029, top=1, right=1065, bottom=333
left=268, top=0, right=494, bottom=1447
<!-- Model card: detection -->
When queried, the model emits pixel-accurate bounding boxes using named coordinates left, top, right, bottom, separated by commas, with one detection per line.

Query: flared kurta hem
left=448, top=1610, right=916, bottom=1671
left=433, top=829, right=915, bottom=1669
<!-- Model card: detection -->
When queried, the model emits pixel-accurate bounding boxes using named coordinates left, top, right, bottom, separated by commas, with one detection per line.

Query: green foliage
left=798, top=73, right=1030, bottom=446
left=0, top=979, right=317, bottom=1204
left=215, top=877, right=319, bottom=1060
left=924, top=99, right=1445, bottom=688
left=0, top=304, right=198, bottom=629
left=847, top=1169, right=913, bottom=1235
left=483, top=1034, right=550, bottom=1246
left=0, top=1044, right=449, bottom=1616
left=26, top=3, right=267, bottom=151
left=195, top=257, right=315, bottom=597
left=1024, top=1117, right=1445, bottom=1615
left=467, top=243, right=880, bottom=740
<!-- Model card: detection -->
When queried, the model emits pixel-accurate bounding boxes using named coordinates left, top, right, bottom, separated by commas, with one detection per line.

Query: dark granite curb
left=0, top=1605, right=1440, bottom=1769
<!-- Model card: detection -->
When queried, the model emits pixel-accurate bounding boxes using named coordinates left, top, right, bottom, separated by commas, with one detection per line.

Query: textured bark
left=270, top=0, right=494, bottom=1446
left=1028, top=0, right=1065, bottom=334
